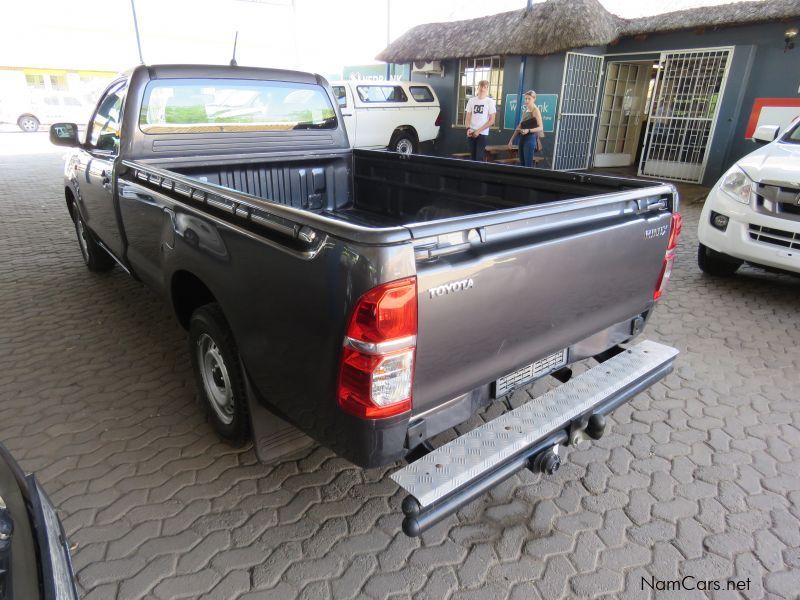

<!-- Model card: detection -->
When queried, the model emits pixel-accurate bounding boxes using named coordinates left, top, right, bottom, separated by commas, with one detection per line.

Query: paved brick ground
left=1, top=139, right=798, bottom=599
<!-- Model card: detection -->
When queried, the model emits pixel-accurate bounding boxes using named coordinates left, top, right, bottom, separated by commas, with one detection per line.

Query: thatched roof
left=624, top=0, right=800, bottom=36
left=376, top=0, right=800, bottom=62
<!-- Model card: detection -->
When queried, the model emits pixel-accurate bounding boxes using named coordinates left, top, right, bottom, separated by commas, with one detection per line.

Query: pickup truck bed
left=166, top=150, right=654, bottom=228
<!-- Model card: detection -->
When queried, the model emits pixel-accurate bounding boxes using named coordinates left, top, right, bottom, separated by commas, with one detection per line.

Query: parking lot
left=1, top=133, right=798, bottom=599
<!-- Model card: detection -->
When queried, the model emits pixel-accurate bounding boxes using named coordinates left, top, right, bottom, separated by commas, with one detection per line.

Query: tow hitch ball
left=529, top=414, right=607, bottom=476
left=569, top=413, right=606, bottom=446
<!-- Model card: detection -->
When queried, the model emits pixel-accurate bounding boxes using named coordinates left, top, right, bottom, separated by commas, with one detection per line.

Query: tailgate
left=409, top=187, right=676, bottom=415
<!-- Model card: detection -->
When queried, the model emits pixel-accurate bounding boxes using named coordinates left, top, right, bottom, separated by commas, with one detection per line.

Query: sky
left=0, top=0, right=761, bottom=76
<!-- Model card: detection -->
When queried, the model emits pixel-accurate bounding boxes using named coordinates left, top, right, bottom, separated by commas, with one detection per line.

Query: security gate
left=638, top=48, right=733, bottom=183
left=553, top=52, right=604, bottom=170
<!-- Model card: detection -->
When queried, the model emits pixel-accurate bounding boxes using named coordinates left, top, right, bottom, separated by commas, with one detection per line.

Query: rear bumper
left=391, top=340, right=678, bottom=536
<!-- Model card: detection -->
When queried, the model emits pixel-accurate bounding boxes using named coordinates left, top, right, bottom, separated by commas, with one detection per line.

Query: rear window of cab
left=139, top=79, right=337, bottom=133
left=409, top=86, right=434, bottom=102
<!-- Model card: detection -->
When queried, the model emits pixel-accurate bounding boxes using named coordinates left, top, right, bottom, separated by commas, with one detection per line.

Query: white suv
left=1, top=91, right=92, bottom=132
left=697, top=117, right=800, bottom=276
left=329, top=80, right=441, bottom=154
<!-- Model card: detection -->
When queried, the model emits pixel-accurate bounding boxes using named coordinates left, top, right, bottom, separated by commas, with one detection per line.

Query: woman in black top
left=508, top=90, right=544, bottom=167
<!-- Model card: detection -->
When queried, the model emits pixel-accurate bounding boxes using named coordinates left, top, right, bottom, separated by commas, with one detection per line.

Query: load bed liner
left=164, top=150, right=670, bottom=231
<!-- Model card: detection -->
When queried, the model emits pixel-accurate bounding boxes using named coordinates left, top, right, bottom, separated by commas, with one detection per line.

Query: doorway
left=594, top=60, right=656, bottom=168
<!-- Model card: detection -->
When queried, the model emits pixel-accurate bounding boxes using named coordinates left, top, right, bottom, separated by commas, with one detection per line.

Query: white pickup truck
left=330, top=80, right=441, bottom=154
left=698, top=117, right=800, bottom=276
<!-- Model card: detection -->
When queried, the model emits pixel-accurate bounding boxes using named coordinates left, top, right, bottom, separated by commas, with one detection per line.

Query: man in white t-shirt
left=465, top=80, right=497, bottom=161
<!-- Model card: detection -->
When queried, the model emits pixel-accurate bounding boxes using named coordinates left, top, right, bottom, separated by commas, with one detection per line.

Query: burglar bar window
left=455, top=56, right=504, bottom=127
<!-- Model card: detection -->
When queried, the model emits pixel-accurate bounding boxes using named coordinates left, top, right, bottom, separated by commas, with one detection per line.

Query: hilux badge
left=429, top=278, right=474, bottom=298
left=645, top=224, right=669, bottom=240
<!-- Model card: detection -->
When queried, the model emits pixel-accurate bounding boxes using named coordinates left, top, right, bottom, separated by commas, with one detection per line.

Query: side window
left=356, top=85, right=408, bottom=103
left=409, top=86, right=434, bottom=102
left=89, top=82, right=126, bottom=154
left=44, top=96, right=59, bottom=106
left=64, top=96, right=82, bottom=106
left=332, top=86, right=347, bottom=109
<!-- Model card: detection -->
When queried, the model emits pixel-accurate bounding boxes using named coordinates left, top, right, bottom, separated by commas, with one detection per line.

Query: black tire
left=697, top=243, right=742, bottom=276
left=73, top=210, right=115, bottom=272
left=389, top=130, right=418, bottom=155
left=189, top=303, right=250, bottom=445
left=17, top=115, right=40, bottom=132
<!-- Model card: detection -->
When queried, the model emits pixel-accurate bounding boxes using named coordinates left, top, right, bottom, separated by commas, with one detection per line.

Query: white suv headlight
left=720, top=167, right=753, bottom=204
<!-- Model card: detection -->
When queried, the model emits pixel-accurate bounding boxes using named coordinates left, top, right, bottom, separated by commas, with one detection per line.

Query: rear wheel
left=697, top=243, right=742, bottom=276
left=73, top=211, right=114, bottom=272
left=389, top=130, right=418, bottom=155
left=189, top=303, right=250, bottom=445
left=17, top=115, right=40, bottom=132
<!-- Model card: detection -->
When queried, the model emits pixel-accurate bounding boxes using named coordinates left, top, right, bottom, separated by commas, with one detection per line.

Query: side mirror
left=49, top=123, right=80, bottom=147
left=752, top=125, right=779, bottom=144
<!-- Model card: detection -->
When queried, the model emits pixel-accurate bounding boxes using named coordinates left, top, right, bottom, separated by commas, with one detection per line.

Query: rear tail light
left=654, top=212, right=682, bottom=301
left=337, top=277, right=417, bottom=418
left=435, top=111, right=442, bottom=127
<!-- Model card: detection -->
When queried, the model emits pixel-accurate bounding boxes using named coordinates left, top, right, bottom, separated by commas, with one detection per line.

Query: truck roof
left=131, top=64, right=325, bottom=86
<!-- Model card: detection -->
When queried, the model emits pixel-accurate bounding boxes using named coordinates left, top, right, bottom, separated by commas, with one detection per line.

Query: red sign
left=745, top=98, right=800, bottom=138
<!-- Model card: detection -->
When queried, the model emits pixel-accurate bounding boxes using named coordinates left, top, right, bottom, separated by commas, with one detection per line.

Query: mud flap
left=242, top=366, right=314, bottom=463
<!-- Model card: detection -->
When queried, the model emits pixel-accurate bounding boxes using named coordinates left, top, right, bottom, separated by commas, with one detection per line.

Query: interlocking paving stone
left=1, top=140, right=799, bottom=598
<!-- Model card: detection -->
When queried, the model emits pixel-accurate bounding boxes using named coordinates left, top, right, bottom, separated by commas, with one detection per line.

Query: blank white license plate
left=495, top=349, right=568, bottom=397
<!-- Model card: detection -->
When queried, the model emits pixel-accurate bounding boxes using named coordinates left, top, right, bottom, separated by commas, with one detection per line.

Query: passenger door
left=352, top=84, right=407, bottom=148
left=76, top=80, right=127, bottom=260
left=41, top=95, right=62, bottom=123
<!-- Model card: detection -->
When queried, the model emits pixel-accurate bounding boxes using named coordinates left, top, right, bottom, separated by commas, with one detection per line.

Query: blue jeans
left=469, top=134, right=488, bottom=161
left=518, top=134, right=537, bottom=167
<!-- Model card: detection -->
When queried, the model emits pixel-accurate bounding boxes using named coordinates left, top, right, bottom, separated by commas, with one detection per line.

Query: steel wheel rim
left=75, top=218, right=90, bottom=263
left=20, top=118, right=37, bottom=131
left=197, top=333, right=234, bottom=425
left=396, top=138, right=413, bottom=154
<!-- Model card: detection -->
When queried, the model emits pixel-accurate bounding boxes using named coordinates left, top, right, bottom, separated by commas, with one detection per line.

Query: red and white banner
left=745, top=98, right=800, bottom=138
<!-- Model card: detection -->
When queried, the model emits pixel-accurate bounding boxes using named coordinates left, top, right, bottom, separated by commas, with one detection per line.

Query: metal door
left=553, top=52, right=604, bottom=170
left=638, top=48, right=733, bottom=183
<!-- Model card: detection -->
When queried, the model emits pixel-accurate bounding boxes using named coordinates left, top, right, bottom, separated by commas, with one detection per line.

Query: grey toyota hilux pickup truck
left=50, top=64, right=681, bottom=536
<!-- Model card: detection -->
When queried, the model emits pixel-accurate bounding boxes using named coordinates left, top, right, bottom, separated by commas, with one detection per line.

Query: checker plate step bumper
left=392, top=340, right=679, bottom=536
